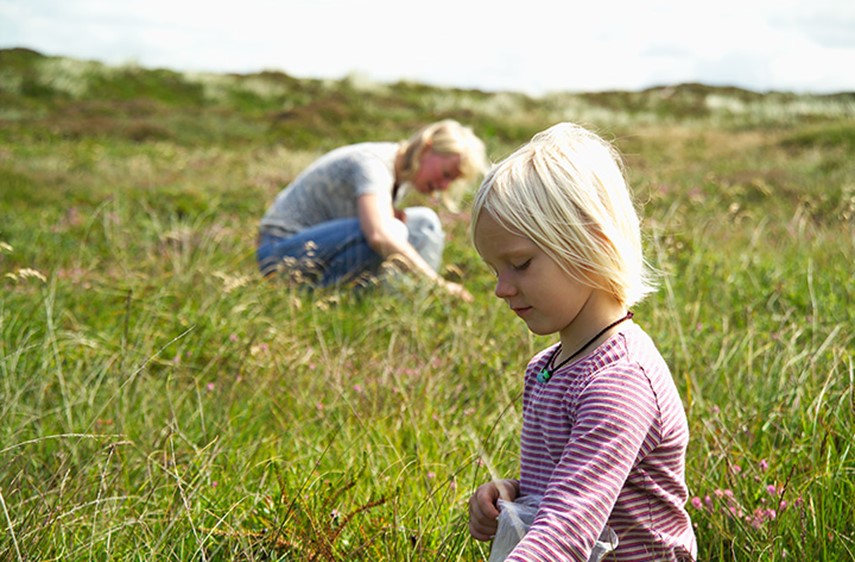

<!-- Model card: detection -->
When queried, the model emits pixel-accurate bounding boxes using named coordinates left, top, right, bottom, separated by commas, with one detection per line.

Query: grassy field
left=1, top=47, right=853, bottom=560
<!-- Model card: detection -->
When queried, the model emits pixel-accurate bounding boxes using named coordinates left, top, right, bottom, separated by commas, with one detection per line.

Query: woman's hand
left=440, top=279, right=473, bottom=302
left=468, top=479, right=520, bottom=541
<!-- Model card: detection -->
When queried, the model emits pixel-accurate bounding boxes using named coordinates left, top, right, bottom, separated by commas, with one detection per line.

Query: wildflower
left=691, top=497, right=703, bottom=510
left=353, top=383, right=364, bottom=394
left=229, top=333, right=239, bottom=343
left=731, top=464, right=742, bottom=476
left=207, top=382, right=215, bottom=392
left=250, top=343, right=269, bottom=356
left=427, top=472, right=436, bottom=480
left=766, top=484, right=778, bottom=496
left=759, top=459, right=768, bottom=471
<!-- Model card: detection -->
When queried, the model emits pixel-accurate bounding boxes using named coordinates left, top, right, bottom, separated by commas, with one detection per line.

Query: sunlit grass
left=0, top=51, right=853, bottom=560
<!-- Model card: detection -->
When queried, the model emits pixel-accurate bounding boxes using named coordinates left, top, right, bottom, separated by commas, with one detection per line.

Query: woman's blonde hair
left=399, top=119, right=488, bottom=210
left=470, top=122, right=657, bottom=307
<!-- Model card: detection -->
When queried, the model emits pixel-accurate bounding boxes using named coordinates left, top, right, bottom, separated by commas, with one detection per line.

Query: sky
left=2, top=0, right=854, bottom=96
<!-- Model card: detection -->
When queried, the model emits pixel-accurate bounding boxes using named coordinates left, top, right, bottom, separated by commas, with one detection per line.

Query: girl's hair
left=470, top=122, right=657, bottom=307
left=399, top=119, right=489, bottom=210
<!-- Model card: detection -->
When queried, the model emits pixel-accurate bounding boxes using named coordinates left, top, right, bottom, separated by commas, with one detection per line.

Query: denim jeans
left=256, top=206, right=445, bottom=286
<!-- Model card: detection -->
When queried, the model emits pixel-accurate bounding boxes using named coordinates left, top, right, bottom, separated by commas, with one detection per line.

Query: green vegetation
left=1, top=47, right=852, bottom=560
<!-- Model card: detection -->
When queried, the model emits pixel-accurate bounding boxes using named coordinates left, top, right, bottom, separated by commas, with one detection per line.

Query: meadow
left=0, top=47, right=852, bottom=560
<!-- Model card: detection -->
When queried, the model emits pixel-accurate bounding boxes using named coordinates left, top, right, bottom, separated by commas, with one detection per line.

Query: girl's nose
left=494, top=275, right=516, bottom=299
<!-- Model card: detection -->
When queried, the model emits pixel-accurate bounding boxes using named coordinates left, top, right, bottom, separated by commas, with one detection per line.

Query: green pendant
left=537, top=368, right=552, bottom=383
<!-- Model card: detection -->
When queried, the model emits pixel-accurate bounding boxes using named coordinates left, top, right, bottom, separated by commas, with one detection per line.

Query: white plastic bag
left=488, top=495, right=618, bottom=562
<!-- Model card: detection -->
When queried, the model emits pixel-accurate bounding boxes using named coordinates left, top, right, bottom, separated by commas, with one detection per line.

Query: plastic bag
left=488, top=495, right=618, bottom=562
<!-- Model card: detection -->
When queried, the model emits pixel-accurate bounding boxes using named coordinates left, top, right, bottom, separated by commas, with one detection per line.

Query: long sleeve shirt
left=506, top=323, right=697, bottom=562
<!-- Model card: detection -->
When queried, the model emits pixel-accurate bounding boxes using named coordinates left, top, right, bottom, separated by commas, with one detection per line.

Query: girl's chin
left=521, top=319, right=554, bottom=337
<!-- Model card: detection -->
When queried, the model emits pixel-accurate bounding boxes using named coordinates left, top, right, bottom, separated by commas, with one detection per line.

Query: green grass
left=0, top=48, right=852, bottom=560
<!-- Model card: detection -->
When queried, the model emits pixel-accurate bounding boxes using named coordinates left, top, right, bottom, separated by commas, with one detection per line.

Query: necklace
left=537, top=311, right=634, bottom=383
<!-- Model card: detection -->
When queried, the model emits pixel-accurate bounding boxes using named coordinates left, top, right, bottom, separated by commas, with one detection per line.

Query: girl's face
left=473, top=211, right=594, bottom=340
left=412, top=149, right=461, bottom=195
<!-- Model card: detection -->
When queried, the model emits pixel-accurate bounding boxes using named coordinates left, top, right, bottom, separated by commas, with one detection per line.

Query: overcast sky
left=2, top=0, right=854, bottom=96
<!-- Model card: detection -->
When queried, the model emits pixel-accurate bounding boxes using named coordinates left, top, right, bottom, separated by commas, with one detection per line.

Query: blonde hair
left=398, top=119, right=488, bottom=210
left=470, top=122, right=657, bottom=307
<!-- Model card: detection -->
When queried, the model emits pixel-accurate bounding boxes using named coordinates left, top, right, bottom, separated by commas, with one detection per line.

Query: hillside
left=2, top=47, right=853, bottom=151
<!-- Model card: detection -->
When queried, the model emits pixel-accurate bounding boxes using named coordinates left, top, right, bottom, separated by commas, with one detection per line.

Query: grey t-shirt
left=259, top=142, right=400, bottom=238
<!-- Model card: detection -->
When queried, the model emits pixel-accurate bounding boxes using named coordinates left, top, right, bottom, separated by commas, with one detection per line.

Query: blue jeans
left=256, top=206, right=445, bottom=286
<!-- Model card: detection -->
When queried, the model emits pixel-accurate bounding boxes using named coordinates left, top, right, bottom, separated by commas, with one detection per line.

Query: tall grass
left=1, top=50, right=853, bottom=560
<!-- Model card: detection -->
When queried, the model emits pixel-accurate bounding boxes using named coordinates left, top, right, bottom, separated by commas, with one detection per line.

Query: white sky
left=2, top=0, right=854, bottom=95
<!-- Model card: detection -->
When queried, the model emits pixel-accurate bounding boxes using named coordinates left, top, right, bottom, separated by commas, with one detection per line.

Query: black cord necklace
left=537, top=311, right=634, bottom=383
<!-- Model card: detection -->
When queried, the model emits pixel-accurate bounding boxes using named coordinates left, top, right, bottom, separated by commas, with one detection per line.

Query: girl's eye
left=512, top=259, right=531, bottom=271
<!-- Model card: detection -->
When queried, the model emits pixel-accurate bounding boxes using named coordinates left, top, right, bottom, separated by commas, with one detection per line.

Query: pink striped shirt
left=506, top=323, right=697, bottom=562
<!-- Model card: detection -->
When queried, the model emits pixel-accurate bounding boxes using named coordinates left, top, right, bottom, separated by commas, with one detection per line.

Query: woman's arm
left=357, top=193, right=472, bottom=301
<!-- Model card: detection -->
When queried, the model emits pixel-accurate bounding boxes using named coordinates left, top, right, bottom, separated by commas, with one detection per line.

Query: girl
left=468, top=123, right=696, bottom=561
left=256, top=120, right=487, bottom=300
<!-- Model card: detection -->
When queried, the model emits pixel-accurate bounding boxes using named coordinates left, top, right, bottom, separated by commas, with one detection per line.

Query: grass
left=0, top=48, right=853, bottom=560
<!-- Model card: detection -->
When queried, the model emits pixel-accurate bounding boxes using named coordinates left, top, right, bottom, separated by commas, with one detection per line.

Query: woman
left=257, top=120, right=487, bottom=300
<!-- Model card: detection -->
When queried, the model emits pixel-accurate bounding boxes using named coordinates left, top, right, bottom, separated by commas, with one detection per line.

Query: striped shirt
left=506, top=323, right=697, bottom=562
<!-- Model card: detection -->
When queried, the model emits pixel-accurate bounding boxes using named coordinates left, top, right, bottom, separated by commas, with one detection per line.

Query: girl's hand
left=468, top=479, right=520, bottom=541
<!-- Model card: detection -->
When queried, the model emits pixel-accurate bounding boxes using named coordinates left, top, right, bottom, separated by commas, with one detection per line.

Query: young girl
left=468, top=123, right=696, bottom=561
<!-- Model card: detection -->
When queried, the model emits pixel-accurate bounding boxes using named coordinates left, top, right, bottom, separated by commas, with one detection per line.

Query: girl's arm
left=357, top=193, right=472, bottom=301
left=508, top=366, right=659, bottom=561
left=469, top=479, right=520, bottom=541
